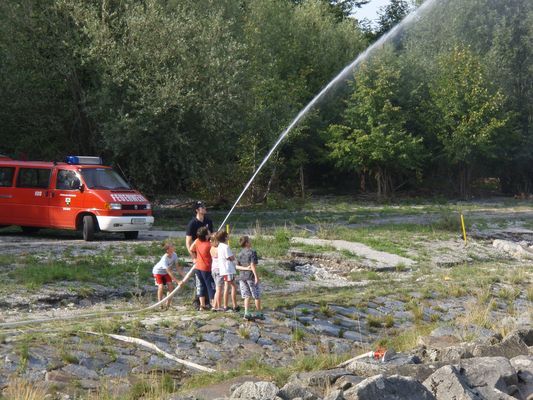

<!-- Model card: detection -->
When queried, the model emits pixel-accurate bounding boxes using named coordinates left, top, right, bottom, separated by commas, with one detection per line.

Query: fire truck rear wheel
left=82, top=215, right=95, bottom=241
left=21, top=226, right=40, bottom=234
left=124, top=231, right=139, bottom=240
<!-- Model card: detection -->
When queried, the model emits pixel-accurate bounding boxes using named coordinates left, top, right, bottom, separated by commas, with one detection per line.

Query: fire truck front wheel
left=21, top=226, right=40, bottom=234
left=82, top=215, right=96, bottom=241
left=124, top=231, right=139, bottom=240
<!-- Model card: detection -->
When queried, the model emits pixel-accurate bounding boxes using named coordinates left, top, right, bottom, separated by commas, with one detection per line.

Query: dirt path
left=291, top=237, right=415, bottom=268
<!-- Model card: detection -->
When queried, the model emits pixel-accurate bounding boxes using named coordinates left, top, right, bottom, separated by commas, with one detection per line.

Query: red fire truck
left=0, top=155, right=154, bottom=240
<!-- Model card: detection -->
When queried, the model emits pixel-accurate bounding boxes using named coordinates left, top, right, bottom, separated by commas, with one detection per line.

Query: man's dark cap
left=194, top=201, right=206, bottom=211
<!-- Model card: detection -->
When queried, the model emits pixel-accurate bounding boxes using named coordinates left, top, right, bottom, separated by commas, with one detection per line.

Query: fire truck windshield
left=80, top=168, right=131, bottom=190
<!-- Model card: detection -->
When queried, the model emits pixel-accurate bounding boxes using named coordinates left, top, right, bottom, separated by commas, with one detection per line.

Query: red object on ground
left=373, top=347, right=386, bottom=360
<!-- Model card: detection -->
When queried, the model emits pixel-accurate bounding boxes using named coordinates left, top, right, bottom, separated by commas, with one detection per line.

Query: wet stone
left=26, top=351, right=49, bottom=370
left=329, top=306, right=365, bottom=319
left=101, top=361, right=131, bottom=377
left=223, top=332, right=246, bottom=348
left=79, top=355, right=112, bottom=371
left=46, top=370, right=74, bottom=383
left=332, top=314, right=359, bottom=329
left=320, top=337, right=353, bottom=355
left=269, top=332, right=293, bottom=343
left=257, top=337, right=274, bottom=347
left=342, top=331, right=367, bottom=343
left=146, top=355, right=183, bottom=372
left=62, top=364, right=99, bottom=380
left=202, top=332, right=222, bottom=344
left=295, top=316, right=314, bottom=326
left=309, top=320, right=341, bottom=337
left=79, top=379, right=99, bottom=390
left=365, top=307, right=383, bottom=317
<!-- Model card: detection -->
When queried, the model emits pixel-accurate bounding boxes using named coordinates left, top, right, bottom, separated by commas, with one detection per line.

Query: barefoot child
left=216, top=230, right=239, bottom=312
left=210, top=235, right=223, bottom=311
left=152, top=243, right=184, bottom=309
left=236, top=236, right=263, bottom=320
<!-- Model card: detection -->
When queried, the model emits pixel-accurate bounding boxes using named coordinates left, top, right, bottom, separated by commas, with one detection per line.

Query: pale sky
left=353, top=0, right=391, bottom=23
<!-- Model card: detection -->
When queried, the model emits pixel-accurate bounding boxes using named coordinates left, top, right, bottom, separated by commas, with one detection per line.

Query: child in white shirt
left=215, top=230, right=239, bottom=312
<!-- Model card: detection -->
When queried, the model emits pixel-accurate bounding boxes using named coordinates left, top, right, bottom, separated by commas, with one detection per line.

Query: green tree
left=0, top=0, right=96, bottom=159
left=375, top=0, right=411, bottom=37
left=429, top=46, right=509, bottom=198
left=327, top=51, right=424, bottom=199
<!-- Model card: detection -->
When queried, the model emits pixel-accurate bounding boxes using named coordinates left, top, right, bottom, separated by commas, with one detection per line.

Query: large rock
left=423, top=365, right=483, bottom=400
left=472, top=331, right=529, bottom=359
left=493, top=239, right=533, bottom=259
left=510, top=355, right=533, bottom=400
left=345, top=353, right=420, bottom=377
left=458, top=356, right=518, bottom=400
left=230, top=381, right=281, bottom=399
left=343, top=374, right=435, bottom=400
left=429, top=325, right=500, bottom=345
left=385, top=362, right=450, bottom=383
left=278, top=381, right=319, bottom=400
left=282, top=369, right=352, bottom=397
left=323, top=389, right=344, bottom=400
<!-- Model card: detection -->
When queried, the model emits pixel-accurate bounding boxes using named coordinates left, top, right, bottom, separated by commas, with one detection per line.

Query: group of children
left=151, top=232, right=263, bottom=320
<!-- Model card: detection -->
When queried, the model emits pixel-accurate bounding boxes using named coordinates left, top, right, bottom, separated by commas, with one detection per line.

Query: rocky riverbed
left=0, top=209, right=532, bottom=399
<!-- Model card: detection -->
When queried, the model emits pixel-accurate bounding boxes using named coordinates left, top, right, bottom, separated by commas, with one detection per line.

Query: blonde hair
left=163, top=242, right=174, bottom=251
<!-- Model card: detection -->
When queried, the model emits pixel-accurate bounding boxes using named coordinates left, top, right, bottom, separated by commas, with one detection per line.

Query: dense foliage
left=0, top=0, right=531, bottom=200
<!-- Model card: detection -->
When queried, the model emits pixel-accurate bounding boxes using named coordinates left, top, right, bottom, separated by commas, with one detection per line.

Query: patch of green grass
left=180, top=351, right=350, bottom=394
left=527, top=287, right=533, bottom=302
left=366, top=314, right=384, bottom=328
left=15, top=340, right=30, bottom=372
left=7, top=256, right=152, bottom=289
left=383, top=314, right=395, bottom=328
left=60, top=350, right=79, bottom=364
left=497, top=287, right=520, bottom=302
left=256, top=265, right=286, bottom=286
left=407, top=300, right=425, bottom=323
left=292, top=243, right=337, bottom=254
left=376, top=323, right=436, bottom=352
left=349, top=271, right=381, bottom=281
left=253, top=229, right=292, bottom=258
left=319, top=302, right=334, bottom=317
left=0, top=254, right=17, bottom=266
left=292, top=328, right=306, bottom=342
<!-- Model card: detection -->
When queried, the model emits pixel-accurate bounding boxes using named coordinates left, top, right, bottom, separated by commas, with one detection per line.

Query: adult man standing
left=185, top=201, right=214, bottom=307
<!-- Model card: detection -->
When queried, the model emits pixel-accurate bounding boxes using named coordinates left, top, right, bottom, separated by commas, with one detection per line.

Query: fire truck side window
left=16, top=168, right=51, bottom=189
left=56, top=170, right=80, bottom=190
left=0, top=167, right=14, bottom=187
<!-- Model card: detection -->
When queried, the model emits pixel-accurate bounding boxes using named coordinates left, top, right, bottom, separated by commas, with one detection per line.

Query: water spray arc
left=218, top=0, right=438, bottom=231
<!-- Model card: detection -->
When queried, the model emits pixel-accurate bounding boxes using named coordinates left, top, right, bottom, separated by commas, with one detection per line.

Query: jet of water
left=218, top=0, right=439, bottom=231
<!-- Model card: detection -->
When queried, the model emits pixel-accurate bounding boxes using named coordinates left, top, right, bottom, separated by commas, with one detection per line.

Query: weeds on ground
left=5, top=256, right=152, bottom=290
left=376, top=323, right=436, bottom=352
left=88, top=373, right=176, bottom=400
left=1, top=378, right=48, bottom=400
left=180, top=350, right=350, bottom=393
left=253, top=228, right=292, bottom=258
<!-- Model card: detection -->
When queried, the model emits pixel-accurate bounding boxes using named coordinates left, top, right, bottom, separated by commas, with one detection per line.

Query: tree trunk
left=459, top=164, right=472, bottom=199
left=375, top=167, right=392, bottom=201
left=261, top=164, right=277, bottom=203
left=360, top=169, right=366, bottom=192
left=299, top=165, right=305, bottom=199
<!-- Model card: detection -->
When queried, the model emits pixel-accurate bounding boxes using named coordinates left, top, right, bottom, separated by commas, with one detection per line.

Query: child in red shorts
left=152, top=243, right=184, bottom=309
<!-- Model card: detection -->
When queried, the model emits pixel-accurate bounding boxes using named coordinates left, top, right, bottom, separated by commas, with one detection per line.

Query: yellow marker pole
left=226, top=224, right=230, bottom=246
left=460, top=214, right=467, bottom=244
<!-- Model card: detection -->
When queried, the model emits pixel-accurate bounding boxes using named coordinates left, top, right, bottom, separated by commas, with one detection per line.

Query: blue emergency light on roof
left=65, top=156, right=103, bottom=165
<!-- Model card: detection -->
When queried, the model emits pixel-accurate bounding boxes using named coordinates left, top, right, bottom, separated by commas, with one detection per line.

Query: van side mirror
left=78, top=183, right=84, bottom=192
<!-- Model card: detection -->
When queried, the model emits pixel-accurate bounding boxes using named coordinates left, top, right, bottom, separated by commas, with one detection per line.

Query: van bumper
left=96, top=216, right=154, bottom=232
